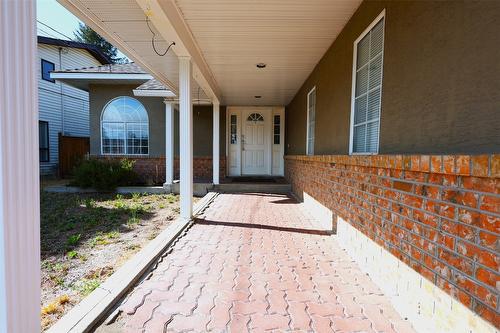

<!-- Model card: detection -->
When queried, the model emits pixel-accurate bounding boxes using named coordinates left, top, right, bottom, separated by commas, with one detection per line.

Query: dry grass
left=40, top=191, right=182, bottom=331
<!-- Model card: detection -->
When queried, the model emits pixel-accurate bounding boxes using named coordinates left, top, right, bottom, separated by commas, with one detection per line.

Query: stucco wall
left=285, top=1, right=500, bottom=155
left=89, top=84, right=226, bottom=157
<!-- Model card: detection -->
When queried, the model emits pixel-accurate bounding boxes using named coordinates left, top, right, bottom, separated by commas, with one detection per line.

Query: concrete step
left=214, top=183, right=291, bottom=194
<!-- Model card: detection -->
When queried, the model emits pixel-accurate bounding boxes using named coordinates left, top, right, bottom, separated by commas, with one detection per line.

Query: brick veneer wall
left=96, top=156, right=226, bottom=185
left=285, top=154, right=499, bottom=327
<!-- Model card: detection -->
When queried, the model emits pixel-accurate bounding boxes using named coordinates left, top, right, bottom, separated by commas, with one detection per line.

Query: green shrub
left=66, top=234, right=81, bottom=247
left=71, top=158, right=139, bottom=191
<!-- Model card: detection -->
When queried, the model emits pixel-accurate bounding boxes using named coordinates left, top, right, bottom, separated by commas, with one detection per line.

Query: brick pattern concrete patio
left=100, top=193, right=416, bottom=332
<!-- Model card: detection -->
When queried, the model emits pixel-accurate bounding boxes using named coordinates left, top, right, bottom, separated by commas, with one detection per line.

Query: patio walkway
left=100, top=193, right=415, bottom=332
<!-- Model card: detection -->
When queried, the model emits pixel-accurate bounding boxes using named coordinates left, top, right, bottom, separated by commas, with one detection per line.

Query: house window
left=273, top=115, right=280, bottom=145
left=230, top=115, right=237, bottom=144
left=101, top=96, right=149, bottom=155
left=247, top=113, right=264, bottom=122
left=306, top=87, right=316, bottom=155
left=39, top=121, right=49, bottom=162
left=41, top=59, right=55, bottom=83
left=351, top=11, right=385, bottom=154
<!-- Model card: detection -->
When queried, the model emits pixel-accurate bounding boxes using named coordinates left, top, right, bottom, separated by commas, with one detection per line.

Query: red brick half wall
left=96, top=156, right=226, bottom=185
left=285, top=154, right=499, bottom=327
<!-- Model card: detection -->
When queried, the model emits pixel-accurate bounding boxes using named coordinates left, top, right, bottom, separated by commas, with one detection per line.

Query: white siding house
left=37, top=37, right=110, bottom=175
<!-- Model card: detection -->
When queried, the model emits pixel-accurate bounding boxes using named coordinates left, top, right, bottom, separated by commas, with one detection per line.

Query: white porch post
left=0, top=0, right=40, bottom=331
left=179, top=57, right=193, bottom=219
left=163, top=100, right=174, bottom=186
left=212, top=101, right=220, bottom=185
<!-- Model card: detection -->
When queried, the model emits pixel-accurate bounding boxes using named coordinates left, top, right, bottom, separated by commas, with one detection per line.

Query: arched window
left=247, top=113, right=264, bottom=122
left=101, top=96, right=149, bottom=155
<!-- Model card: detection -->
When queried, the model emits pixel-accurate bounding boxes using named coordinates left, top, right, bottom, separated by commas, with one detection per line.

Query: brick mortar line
left=342, top=216, right=498, bottom=314
left=330, top=165, right=500, bottom=199
left=330, top=189, right=499, bottom=298
left=313, top=173, right=500, bottom=238
left=288, top=178, right=498, bottom=300
left=395, top=237, right=498, bottom=314
left=289, top=179, right=499, bottom=321
left=307, top=162, right=500, bottom=204
left=284, top=155, right=499, bottom=179
left=296, top=163, right=492, bottom=200
left=294, top=174, right=500, bottom=251
left=319, top=177, right=499, bottom=273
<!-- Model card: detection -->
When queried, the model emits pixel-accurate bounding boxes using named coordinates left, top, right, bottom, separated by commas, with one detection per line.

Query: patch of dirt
left=40, top=191, right=195, bottom=331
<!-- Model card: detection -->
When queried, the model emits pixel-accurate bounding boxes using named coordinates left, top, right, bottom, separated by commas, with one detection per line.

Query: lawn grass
left=40, top=191, right=181, bottom=331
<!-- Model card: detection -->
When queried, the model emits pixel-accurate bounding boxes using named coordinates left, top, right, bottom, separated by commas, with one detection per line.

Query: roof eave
left=133, top=89, right=176, bottom=98
left=50, top=72, right=152, bottom=80
left=37, top=36, right=112, bottom=64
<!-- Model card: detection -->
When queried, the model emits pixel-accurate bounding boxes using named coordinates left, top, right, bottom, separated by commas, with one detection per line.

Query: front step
left=214, top=183, right=291, bottom=194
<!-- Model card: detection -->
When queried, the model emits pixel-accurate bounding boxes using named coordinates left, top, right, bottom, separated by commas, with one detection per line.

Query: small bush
left=71, top=158, right=139, bottom=191
left=66, top=234, right=81, bottom=247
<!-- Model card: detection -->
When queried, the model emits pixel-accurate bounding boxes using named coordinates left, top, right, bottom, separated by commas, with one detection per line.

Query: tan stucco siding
left=89, top=84, right=226, bottom=157
left=286, top=1, right=500, bottom=155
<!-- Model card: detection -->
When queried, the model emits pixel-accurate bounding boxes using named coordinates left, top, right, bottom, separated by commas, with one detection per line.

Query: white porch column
left=163, top=100, right=175, bottom=186
left=0, top=1, right=40, bottom=332
left=212, top=101, right=220, bottom=185
left=179, top=57, right=193, bottom=219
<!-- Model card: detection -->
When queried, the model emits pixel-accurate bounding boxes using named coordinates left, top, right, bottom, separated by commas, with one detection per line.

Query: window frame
left=273, top=114, right=281, bottom=145
left=100, top=96, right=150, bottom=156
left=39, top=121, right=50, bottom=162
left=349, top=9, right=385, bottom=155
left=230, top=114, right=238, bottom=145
left=306, top=86, right=316, bottom=156
left=41, top=59, right=55, bottom=83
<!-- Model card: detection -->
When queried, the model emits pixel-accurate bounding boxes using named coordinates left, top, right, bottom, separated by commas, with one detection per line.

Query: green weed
left=67, top=251, right=78, bottom=259
left=66, top=234, right=81, bottom=247
left=73, top=278, right=100, bottom=296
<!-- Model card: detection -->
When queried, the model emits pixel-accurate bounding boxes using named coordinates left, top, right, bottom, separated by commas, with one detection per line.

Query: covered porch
left=45, top=0, right=356, bottom=220
left=0, top=1, right=498, bottom=332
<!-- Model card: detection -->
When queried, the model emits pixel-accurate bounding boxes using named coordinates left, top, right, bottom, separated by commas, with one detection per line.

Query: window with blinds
left=306, top=87, right=316, bottom=155
left=351, top=13, right=385, bottom=154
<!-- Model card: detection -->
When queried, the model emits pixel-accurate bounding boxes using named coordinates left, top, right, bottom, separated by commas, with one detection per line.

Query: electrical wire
left=37, top=20, right=74, bottom=41
left=145, top=16, right=175, bottom=56
left=37, top=27, right=60, bottom=40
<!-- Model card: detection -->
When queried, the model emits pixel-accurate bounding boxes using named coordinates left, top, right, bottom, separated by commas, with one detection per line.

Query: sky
left=36, top=0, right=127, bottom=59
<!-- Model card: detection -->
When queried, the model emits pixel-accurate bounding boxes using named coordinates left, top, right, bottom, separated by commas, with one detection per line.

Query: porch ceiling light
left=256, top=63, right=267, bottom=69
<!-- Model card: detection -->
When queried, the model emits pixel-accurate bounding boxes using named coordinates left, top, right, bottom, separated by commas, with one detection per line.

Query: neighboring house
left=47, top=2, right=498, bottom=331
left=37, top=36, right=111, bottom=176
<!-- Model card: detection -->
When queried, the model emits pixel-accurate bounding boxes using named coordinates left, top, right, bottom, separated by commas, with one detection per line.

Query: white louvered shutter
left=352, top=17, right=384, bottom=153
left=307, top=88, right=316, bottom=155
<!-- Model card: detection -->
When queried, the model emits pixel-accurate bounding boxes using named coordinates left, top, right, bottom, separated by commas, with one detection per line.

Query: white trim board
left=335, top=217, right=497, bottom=333
left=133, top=89, right=176, bottom=98
left=50, top=72, right=153, bottom=80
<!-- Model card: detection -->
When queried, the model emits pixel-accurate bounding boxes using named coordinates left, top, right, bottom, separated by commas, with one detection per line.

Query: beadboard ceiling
left=174, top=0, right=361, bottom=105
left=59, top=0, right=361, bottom=106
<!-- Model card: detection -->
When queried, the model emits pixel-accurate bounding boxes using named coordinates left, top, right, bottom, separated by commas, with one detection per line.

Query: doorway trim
left=226, top=106, right=284, bottom=177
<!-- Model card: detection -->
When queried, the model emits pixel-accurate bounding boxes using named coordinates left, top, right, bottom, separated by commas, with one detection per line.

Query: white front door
left=226, top=106, right=284, bottom=177
left=242, top=111, right=268, bottom=175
